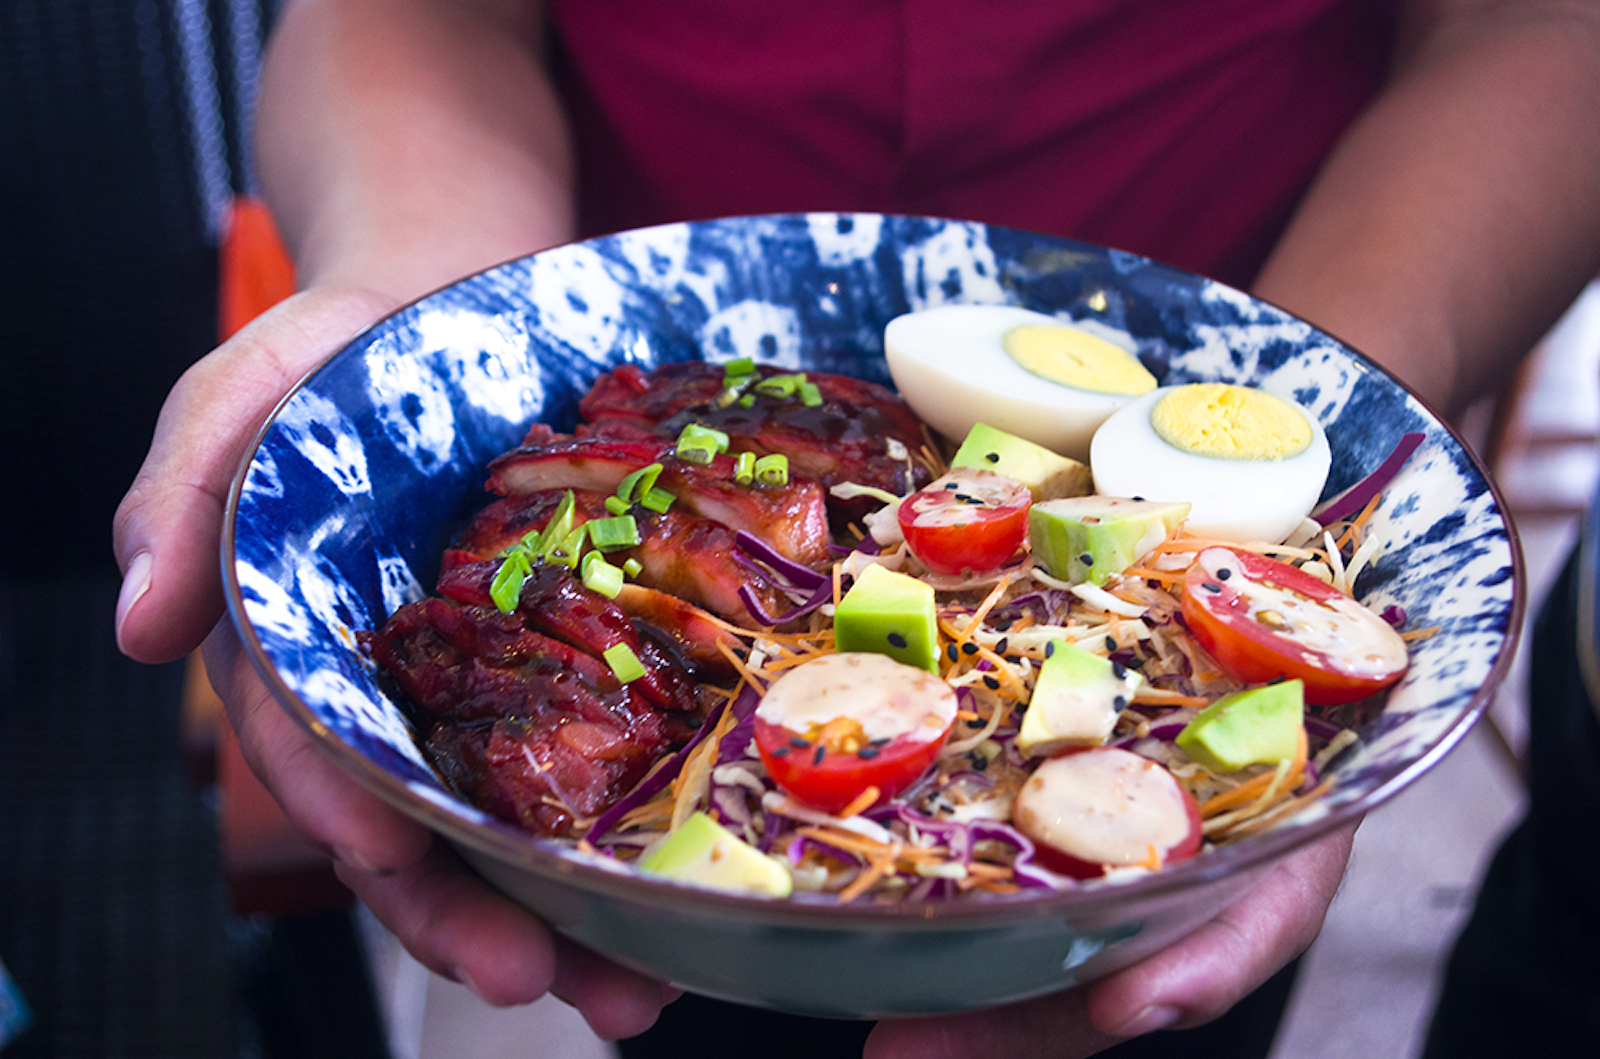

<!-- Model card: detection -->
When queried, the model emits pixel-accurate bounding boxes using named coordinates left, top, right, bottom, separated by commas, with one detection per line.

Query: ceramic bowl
left=224, top=213, right=1520, bottom=1017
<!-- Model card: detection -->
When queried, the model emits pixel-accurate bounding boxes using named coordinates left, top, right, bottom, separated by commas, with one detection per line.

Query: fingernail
left=1113, top=1005, right=1180, bottom=1037
left=114, top=551, right=152, bottom=652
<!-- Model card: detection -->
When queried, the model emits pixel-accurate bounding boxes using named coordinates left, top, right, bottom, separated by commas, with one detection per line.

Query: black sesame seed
left=1105, top=635, right=1116, bottom=652
left=887, top=631, right=908, bottom=649
left=1113, top=695, right=1128, bottom=712
left=857, top=746, right=880, bottom=759
left=1202, top=581, right=1223, bottom=593
left=961, top=642, right=979, bottom=656
left=966, top=718, right=986, bottom=729
left=995, top=619, right=1014, bottom=632
left=1078, top=552, right=1095, bottom=566
left=1217, top=567, right=1233, bottom=580
left=1111, top=661, right=1128, bottom=680
left=1133, top=495, right=1146, bottom=502
left=944, top=482, right=959, bottom=491
left=954, top=493, right=974, bottom=503
left=985, top=452, right=1000, bottom=463
left=983, top=675, right=1000, bottom=690
left=995, top=637, right=1009, bottom=655
left=1044, top=642, right=1056, bottom=658
left=972, top=755, right=990, bottom=771
left=869, top=737, right=892, bottom=746
left=770, top=745, right=790, bottom=757
left=946, top=644, right=960, bottom=662
left=790, top=736, right=811, bottom=749
left=813, top=745, right=826, bottom=765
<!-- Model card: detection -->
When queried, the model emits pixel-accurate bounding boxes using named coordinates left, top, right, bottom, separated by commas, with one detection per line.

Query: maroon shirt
left=549, top=0, right=1395, bottom=288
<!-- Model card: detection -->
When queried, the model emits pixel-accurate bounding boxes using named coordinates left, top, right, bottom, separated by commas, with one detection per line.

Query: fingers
left=113, top=285, right=398, bottom=664
left=549, top=936, right=678, bottom=1040
left=864, top=824, right=1357, bottom=1059
left=1083, top=823, right=1356, bottom=1038
left=204, top=621, right=434, bottom=873
left=336, top=842, right=560, bottom=1007
left=865, top=989, right=1112, bottom=1059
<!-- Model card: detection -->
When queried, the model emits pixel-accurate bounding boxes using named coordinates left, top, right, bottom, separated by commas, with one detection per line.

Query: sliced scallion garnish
left=753, top=453, right=789, bottom=487
left=589, top=514, right=642, bottom=551
left=603, top=642, right=646, bottom=684
left=734, top=451, right=756, bottom=486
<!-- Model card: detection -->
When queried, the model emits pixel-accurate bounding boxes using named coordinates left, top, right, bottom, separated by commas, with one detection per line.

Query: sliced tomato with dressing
left=1181, top=546, right=1409, bottom=706
left=752, top=652, right=957, bottom=814
left=897, top=467, right=1031, bottom=575
left=1012, top=747, right=1203, bottom=879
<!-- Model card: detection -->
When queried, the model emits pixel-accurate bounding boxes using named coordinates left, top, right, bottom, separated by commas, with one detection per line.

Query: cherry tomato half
left=897, top=468, right=1031, bottom=575
left=752, top=653, right=957, bottom=814
left=1012, top=747, right=1203, bottom=879
left=1181, top=546, right=1409, bottom=706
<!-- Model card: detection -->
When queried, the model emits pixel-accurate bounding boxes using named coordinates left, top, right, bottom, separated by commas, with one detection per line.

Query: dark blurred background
left=0, top=3, right=384, bottom=1056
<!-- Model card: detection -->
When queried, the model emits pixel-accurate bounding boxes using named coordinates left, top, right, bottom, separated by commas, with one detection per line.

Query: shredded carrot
left=716, top=638, right=769, bottom=694
left=1198, top=726, right=1308, bottom=819
left=1132, top=688, right=1212, bottom=709
left=1122, top=565, right=1185, bottom=588
left=1400, top=625, right=1440, bottom=642
left=1334, top=492, right=1383, bottom=552
left=836, top=786, right=882, bottom=820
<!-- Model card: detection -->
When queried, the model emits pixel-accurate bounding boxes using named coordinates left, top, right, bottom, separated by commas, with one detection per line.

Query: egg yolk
left=1149, top=383, right=1312, bottom=460
left=1002, top=324, right=1157, bottom=397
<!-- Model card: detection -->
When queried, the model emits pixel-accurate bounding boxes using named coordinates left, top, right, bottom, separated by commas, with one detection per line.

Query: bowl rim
left=221, top=210, right=1525, bottom=928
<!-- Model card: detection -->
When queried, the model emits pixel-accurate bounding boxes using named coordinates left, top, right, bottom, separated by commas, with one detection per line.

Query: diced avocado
left=1029, top=496, right=1190, bottom=586
left=1176, top=680, right=1305, bottom=773
left=950, top=422, right=1091, bottom=501
left=1018, top=641, right=1144, bottom=756
left=638, top=812, right=793, bottom=897
left=833, top=563, right=940, bottom=672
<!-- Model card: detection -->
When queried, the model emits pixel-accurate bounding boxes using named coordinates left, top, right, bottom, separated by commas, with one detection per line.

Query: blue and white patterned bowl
left=224, top=213, right=1520, bottom=1017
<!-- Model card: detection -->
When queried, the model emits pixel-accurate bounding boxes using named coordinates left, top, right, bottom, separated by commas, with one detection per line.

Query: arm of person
left=113, top=0, right=673, bottom=1036
left=865, top=2, right=1600, bottom=1056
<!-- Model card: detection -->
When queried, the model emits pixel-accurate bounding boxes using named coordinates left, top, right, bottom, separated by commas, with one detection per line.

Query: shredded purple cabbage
left=1313, top=432, right=1424, bottom=525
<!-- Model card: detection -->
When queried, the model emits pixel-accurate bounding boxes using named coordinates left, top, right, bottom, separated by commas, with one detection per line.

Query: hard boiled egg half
left=884, top=305, right=1157, bottom=460
left=1090, top=382, right=1331, bottom=545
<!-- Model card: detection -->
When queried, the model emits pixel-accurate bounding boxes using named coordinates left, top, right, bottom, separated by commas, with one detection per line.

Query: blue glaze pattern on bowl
left=226, top=213, right=1521, bottom=1016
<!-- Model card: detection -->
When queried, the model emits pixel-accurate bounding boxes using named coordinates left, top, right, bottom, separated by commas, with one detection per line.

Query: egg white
left=884, top=305, right=1147, bottom=461
left=1089, top=385, right=1331, bottom=545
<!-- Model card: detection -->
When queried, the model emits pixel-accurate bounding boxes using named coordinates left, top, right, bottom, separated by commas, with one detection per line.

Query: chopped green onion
left=588, top=514, right=642, bottom=551
left=490, top=551, right=531, bottom=613
left=544, top=524, right=587, bottom=568
left=675, top=436, right=718, bottom=465
left=616, top=463, right=663, bottom=505
left=723, top=357, right=755, bottom=379
left=534, top=491, right=577, bottom=554
left=622, top=558, right=643, bottom=578
left=675, top=422, right=729, bottom=464
left=734, top=451, right=756, bottom=486
left=580, top=552, right=625, bottom=598
left=603, top=643, right=647, bottom=684
left=604, top=494, right=631, bottom=516
left=798, top=380, right=823, bottom=407
left=640, top=486, right=676, bottom=513
left=753, top=373, right=804, bottom=399
left=753, top=453, right=790, bottom=487
left=738, top=393, right=756, bottom=408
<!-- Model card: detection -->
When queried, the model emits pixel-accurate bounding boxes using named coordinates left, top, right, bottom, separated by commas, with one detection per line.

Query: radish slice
left=1011, top=747, right=1202, bottom=878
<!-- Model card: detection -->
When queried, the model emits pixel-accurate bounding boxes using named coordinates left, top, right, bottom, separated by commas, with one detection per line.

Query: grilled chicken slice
left=485, top=429, right=831, bottom=565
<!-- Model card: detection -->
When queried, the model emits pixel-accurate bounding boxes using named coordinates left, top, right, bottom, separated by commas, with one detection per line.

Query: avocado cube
left=638, top=812, right=793, bottom=897
left=1176, top=680, right=1305, bottom=773
left=1030, top=496, right=1190, bottom=586
left=950, top=422, right=1092, bottom=501
left=834, top=563, right=940, bottom=672
left=1018, top=640, right=1143, bottom=756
